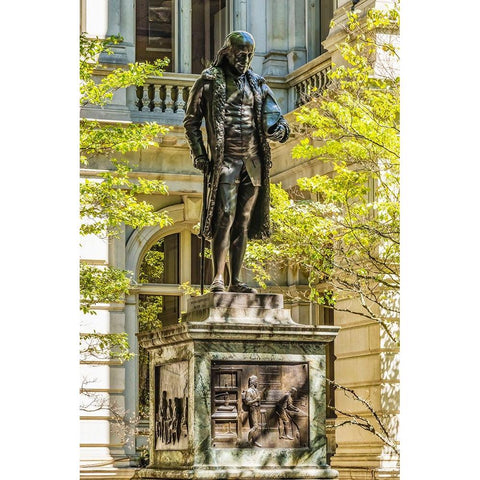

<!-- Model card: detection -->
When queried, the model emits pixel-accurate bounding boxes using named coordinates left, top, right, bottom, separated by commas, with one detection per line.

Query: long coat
left=183, top=65, right=289, bottom=241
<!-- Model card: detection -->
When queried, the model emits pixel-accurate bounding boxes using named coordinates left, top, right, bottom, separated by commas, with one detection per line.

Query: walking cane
left=200, top=167, right=208, bottom=295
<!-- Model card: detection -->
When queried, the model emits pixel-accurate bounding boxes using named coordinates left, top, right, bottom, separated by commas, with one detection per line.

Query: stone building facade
left=79, top=1, right=400, bottom=479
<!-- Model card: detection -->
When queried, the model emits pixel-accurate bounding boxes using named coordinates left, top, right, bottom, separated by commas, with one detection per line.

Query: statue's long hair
left=212, top=31, right=255, bottom=69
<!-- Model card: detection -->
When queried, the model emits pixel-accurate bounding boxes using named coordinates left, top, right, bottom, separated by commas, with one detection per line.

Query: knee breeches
left=213, top=165, right=259, bottom=237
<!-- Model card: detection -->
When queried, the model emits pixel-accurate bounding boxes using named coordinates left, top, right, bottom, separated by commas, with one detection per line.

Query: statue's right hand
left=194, top=155, right=210, bottom=174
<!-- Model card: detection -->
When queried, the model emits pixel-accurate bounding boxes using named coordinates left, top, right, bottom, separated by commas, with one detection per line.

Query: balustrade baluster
left=136, top=86, right=144, bottom=111
left=147, top=84, right=155, bottom=112
left=301, top=81, right=306, bottom=103
left=318, top=70, right=325, bottom=92
left=307, top=77, right=314, bottom=101
left=141, top=85, right=149, bottom=112
left=170, top=86, right=179, bottom=113
left=164, top=85, right=174, bottom=113
left=295, top=83, right=302, bottom=108
left=313, top=73, right=320, bottom=94
left=151, top=84, right=162, bottom=112
left=159, top=85, right=166, bottom=112
left=176, top=87, right=187, bottom=113
left=181, top=87, right=190, bottom=112
left=325, top=66, right=332, bottom=88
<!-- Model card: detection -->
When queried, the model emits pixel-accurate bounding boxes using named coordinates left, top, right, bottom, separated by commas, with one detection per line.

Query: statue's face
left=226, top=43, right=254, bottom=75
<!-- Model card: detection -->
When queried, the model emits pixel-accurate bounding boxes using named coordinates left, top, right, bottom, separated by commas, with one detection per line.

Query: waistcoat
left=223, top=73, right=262, bottom=186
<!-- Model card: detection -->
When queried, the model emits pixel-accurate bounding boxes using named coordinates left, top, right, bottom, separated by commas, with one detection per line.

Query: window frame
left=135, top=0, right=176, bottom=70
left=135, top=0, right=233, bottom=73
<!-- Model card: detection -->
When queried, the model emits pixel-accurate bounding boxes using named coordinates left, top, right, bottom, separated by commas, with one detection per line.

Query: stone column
left=120, top=0, right=135, bottom=63
left=109, top=229, right=137, bottom=459
left=287, top=0, right=307, bottom=73
left=246, top=0, right=267, bottom=75
left=99, top=0, right=128, bottom=64
left=124, top=293, right=140, bottom=456
left=178, top=0, right=192, bottom=73
left=306, top=0, right=321, bottom=62
left=263, top=0, right=288, bottom=76
left=91, top=0, right=136, bottom=118
left=232, top=0, right=248, bottom=30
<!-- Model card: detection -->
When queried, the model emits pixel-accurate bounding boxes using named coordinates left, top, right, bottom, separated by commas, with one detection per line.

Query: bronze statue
left=184, top=31, right=290, bottom=293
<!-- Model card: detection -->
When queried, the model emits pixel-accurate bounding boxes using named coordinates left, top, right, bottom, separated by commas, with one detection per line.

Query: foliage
left=80, top=34, right=172, bottom=360
left=80, top=121, right=164, bottom=165
left=80, top=158, right=170, bottom=238
left=138, top=295, right=164, bottom=332
left=80, top=33, right=169, bottom=107
left=179, top=281, right=209, bottom=297
left=80, top=331, right=134, bottom=361
left=246, top=7, right=400, bottom=343
left=138, top=240, right=165, bottom=283
left=80, top=263, right=131, bottom=314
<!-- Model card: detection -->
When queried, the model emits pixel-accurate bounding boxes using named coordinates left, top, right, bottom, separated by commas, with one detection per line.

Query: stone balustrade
left=127, top=72, right=198, bottom=124
left=83, top=53, right=332, bottom=124
left=134, top=72, right=197, bottom=115
left=286, top=51, right=332, bottom=108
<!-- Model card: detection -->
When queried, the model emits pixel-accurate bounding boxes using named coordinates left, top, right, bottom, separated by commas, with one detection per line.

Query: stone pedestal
left=137, top=293, right=339, bottom=479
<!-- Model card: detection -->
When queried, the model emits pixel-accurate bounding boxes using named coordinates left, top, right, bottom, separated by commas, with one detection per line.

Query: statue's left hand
left=268, top=124, right=286, bottom=142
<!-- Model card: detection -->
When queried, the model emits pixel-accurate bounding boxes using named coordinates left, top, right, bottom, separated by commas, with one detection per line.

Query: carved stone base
left=137, top=293, right=339, bottom=480
left=135, top=466, right=339, bottom=479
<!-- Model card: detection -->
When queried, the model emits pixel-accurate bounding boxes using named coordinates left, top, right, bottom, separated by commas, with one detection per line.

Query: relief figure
left=275, top=387, right=300, bottom=440
left=243, top=375, right=263, bottom=447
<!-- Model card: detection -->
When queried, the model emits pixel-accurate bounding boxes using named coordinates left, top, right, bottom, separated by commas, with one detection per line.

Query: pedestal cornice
left=138, top=293, right=340, bottom=349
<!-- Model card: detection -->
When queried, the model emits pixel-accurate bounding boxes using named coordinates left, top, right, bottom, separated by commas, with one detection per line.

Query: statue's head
left=213, top=31, right=255, bottom=75
left=248, top=375, right=258, bottom=388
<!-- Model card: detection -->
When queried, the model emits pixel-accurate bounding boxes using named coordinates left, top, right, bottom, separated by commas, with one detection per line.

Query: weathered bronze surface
left=211, top=362, right=309, bottom=448
left=184, top=31, right=290, bottom=293
left=154, top=361, right=189, bottom=450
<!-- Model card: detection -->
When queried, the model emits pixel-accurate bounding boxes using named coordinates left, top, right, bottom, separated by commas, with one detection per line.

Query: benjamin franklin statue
left=184, top=31, right=290, bottom=293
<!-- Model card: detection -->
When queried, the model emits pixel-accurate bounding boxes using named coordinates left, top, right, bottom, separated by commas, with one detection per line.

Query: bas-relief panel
left=211, top=362, right=309, bottom=448
left=154, top=361, right=189, bottom=450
